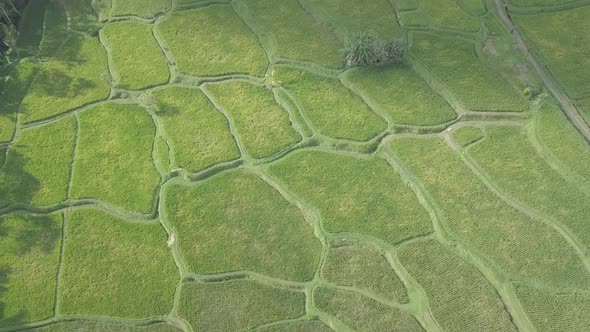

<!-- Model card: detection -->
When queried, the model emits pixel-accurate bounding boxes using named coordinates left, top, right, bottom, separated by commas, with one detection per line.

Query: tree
left=0, top=0, right=19, bottom=64
left=342, top=32, right=407, bottom=68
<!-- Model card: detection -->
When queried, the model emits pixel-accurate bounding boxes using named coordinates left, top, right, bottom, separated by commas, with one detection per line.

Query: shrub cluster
left=343, top=32, right=407, bottom=68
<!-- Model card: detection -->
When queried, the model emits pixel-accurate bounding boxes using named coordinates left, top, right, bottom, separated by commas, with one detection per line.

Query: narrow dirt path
left=492, top=0, right=590, bottom=143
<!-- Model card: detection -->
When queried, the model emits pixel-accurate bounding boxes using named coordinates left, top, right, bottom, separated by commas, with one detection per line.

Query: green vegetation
left=314, top=287, right=423, bottom=331
left=153, top=87, right=239, bottom=172
left=302, top=0, right=402, bottom=39
left=0, top=117, right=75, bottom=208
left=70, top=103, right=160, bottom=213
left=14, top=0, right=45, bottom=58
left=272, top=67, right=386, bottom=141
left=20, top=35, right=110, bottom=123
left=179, top=280, right=305, bottom=331
left=515, top=7, right=590, bottom=97
left=514, top=283, right=590, bottom=331
left=537, top=101, right=590, bottom=185
left=509, top=0, right=581, bottom=8
left=389, top=137, right=590, bottom=290
left=420, top=0, right=481, bottom=32
left=235, top=0, right=342, bottom=68
left=578, top=98, right=590, bottom=122
left=269, top=150, right=433, bottom=244
left=398, top=240, right=517, bottom=332
left=28, top=321, right=182, bottom=332
left=468, top=126, right=590, bottom=247
left=258, top=320, right=333, bottom=332
left=0, top=214, right=61, bottom=327
left=0, top=59, right=40, bottom=142
left=158, top=5, right=268, bottom=77
left=411, top=33, right=528, bottom=112
left=341, top=33, right=407, bottom=67
left=102, top=21, right=169, bottom=90
left=37, top=0, right=67, bottom=59
left=343, top=65, right=456, bottom=125
left=110, top=0, right=172, bottom=18
left=321, top=242, right=408, bottom=303
left=204, top=81, right=301, bottom=158
left=165, top=170, right=321, bottom=281
left=452, top=126, right=485, bottom=147
left=59, top=209, right=178, bottom=318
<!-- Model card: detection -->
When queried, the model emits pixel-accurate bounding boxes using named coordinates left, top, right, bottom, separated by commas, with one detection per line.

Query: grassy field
left=342, top=65, right=457, bottom=126
left=514, top=283, right=590, bottom=331
left=234, top=0, right=342, bottom=68
left=2, top=0, right=590, bottom=330
left=179, top=280, right=305, bottom=331
left=389, top=137, right=590, bottom=290
left=0, top=214, right=61, bottom=327
left=59, top=209, right=178, bottom=318
left=321, top=242, right=408, bottom=303
left=20, top=35, right=110, bottom=123
left=165, top=170, right=320, bottom=281
left=314, top=287, right=423, bottom=331
left=268, top=150, right=433, bottom=244
left=515, top=6, right=590, bottom=98
left=0, top=117, right=75, bottom=208
left=272, top=67, right=387, bottom=141
left=158, top=5, right=268, bottom=77
left=398, top=239, right=518, bottom=332
left=301, top=0, right=403, bottom=39
left=153, top=87, right=239, bottom=172
left=411, top=33, right=529, bottom=112
left=468, top=126, right=590, bottom=248
left=70, top=103, right=160, bottom=213
left=101, top=22, right=169, bottom=90
left=204, top=81, right=301, bottom=158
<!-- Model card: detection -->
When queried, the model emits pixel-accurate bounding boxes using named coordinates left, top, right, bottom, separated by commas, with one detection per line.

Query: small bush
left=343, top=32, right=407, bottom=67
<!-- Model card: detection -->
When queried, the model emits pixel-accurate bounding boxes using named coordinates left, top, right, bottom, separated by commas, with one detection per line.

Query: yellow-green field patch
left=165, top=170, right=321, bottom=281
left=204, top=81, right=301, bottom=159
left=59, top=209, right=178, bottom=318
left=153, top=87, right=239, bottom=172
left=70, top=103, right=159, bottom=213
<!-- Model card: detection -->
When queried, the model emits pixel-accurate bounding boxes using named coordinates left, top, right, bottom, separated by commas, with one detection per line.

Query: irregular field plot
left=179, top=280, right=305, bottom=332
left=20, top=36, right=110, bottom=123
left=158, top=5, right=268, bottom=77
left=321, top=242, right=408, bottom=303
left=509, top=0, right=583, bottom=8
left=301, top=0, right=402, bottom=39
left=0, top=60, right=40, bottom=143
left=102, top=21, right=169, bottom=90
left=70, top=103, right=160, bottom=213
left=37, top=0, right=68, bottom=59
left=398, top=240, right=517, bottom=332
left=15, top=0, right=46, bottom=57
left=165, top=170, right=321, bottom=281
left=514, top=283, right=590, bottom=332
left=273, top=67, right=386, bottom=141
left=268, top=150, right=433, bottom=244
left=153, top=87, right=239, bottom=172
left=314, top=287, right=423, bottom=331
left=452, top=126, right=485, bottom=147
left=204, top=81, right=301, bottom=159
left=468, top=126, right=590, bottom=248
left=59, top=209, right=178, bottom=318
left=537, top=101, right=590, bottom=186
left=0, top=117, right=75, bottom=208
left=110, top=0, right=172, bottom=18
left=0, top=214, right=61, bottom=327
left=411, top=33, right=528, bottom=112
left=27, top=321, right=181, bottom=332
left=515, top=7, right=590, bottom=98
left=235, top=0, right=342, bottom=68
left=389, top=137, right=590, bottom=290
left=258, top=320, right=333, bottom=332
left=342, top=65, right=456, bottom=126
left=412, top=0, right=481, bottom=32
left=61, top=0, right=98, bottom=32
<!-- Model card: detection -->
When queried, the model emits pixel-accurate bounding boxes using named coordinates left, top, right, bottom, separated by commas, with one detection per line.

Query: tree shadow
left=154, top=100, right=181, bottom=118
left=0, top=150, right=41, bottom=208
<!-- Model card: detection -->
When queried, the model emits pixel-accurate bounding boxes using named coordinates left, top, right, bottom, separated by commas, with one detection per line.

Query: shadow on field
left=0, top=214, right=62, bottom=327
left=0, top=151, right=41, bottom=208
left=154, top=100, right=181, bottom=117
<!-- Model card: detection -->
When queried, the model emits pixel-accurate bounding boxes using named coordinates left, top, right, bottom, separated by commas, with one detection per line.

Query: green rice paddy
left=1, top=0, right=590, bottom=330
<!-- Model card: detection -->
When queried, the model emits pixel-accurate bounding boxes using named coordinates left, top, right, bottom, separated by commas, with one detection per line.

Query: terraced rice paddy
left=1, top=0, right=589, bottom=331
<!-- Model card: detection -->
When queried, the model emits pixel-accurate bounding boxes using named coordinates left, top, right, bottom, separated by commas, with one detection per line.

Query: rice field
left=1, top=0, right=590, bottom=330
